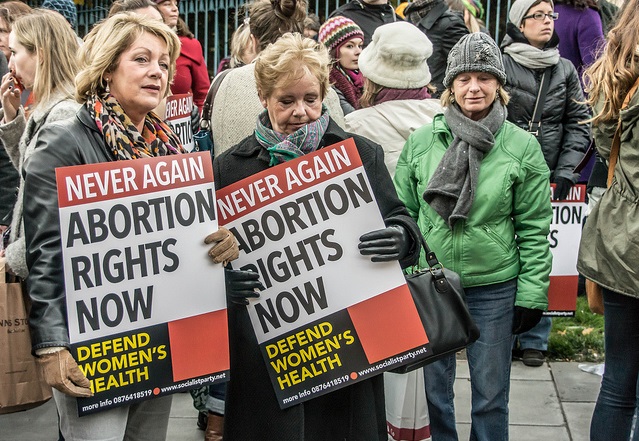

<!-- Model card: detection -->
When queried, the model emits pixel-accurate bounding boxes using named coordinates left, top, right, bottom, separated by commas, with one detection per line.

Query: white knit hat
left=358, top=22, right=433, bottom=89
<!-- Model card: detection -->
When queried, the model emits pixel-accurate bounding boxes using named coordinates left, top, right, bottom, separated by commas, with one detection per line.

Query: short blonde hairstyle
left=75, top=13, right=180, bottom=102
left=11, top=10, right=79, bottom=108
left=254, top=32, right=330, bottom=101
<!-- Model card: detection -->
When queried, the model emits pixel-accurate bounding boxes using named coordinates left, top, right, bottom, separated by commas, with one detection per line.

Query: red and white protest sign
left=546, top=184, right=587, bottom=316
left=216, top=138, right=430, bottom=408
left=165, top=93, right=194, bottom=152
left=56, top=152, right=227, bottom=415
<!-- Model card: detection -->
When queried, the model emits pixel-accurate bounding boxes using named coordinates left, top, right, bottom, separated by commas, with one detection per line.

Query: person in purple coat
left=554, top=0, right=604, bottom=90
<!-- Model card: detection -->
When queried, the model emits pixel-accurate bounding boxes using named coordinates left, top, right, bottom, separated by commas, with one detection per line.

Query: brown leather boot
left=204, top=412, right=224, bottom=441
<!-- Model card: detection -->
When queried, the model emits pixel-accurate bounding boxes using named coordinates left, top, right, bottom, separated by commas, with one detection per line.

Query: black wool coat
left=213, top=119, right=421, bottom=441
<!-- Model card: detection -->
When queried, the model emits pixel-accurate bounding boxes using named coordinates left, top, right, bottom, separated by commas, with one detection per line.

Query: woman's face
left=452, top=72, right=499, bottom=121
left=156, top=0, right=179, bottom=28
left=519, top=1, right=554, bottom=49
left=8, top=31, right=37, bottom=90
left=338, top=38, right=363, bottom=71
left=0, top=17, right=10, bottom=61
left=259, top=69, right=323, bottom=135
left=108, top=32, right=170, bottom=128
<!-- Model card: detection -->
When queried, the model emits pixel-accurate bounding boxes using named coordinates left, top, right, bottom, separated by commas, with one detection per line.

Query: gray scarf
left=405, top=0, right=439, bottom=24
left=423, top=101, right=507, bottom=228
left=503, top=39, right=560, bottom=69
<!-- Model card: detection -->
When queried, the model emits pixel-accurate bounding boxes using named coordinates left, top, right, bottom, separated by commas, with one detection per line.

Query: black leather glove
left=358, top=225, right=410, bottom=262
left=552, top=177, right=573, bottom=201
left=512, top=306, right=544, bottom=334
left=225, top=268, right=264, bottom=305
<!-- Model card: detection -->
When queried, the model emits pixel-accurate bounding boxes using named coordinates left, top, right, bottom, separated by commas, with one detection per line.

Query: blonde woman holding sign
left=214, top=33, right=421, bottom=441
left=22, top=13, right=237, bottom=440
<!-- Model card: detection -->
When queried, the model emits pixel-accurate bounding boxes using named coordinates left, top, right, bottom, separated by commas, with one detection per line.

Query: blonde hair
left=230, top=21, right=254, bottom=67
left=11, top=10, right=79, bottom=108
left=248, top=0, right=306, bottom=53
left=584, top=0, right=638, bottom=124
left=359, top=78, right=384, bottom=108
left=440, top=86, right=510, bottom=107
left=254, top=32, right=330, bottom=101
left=76, top=13, right=180, bottom=103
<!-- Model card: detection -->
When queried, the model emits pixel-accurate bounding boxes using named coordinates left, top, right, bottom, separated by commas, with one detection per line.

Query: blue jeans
left=514, top=316, right=551, bottom=351
left=206, top=382, right=226, bottom=414
left=423, top=279, right=516, bottom=441
left=590, top=288, right=639, bottom=441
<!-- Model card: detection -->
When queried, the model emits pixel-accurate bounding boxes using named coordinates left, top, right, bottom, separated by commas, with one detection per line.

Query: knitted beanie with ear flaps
left=318, top=16, right=364, bottom=59
left=443, top=32, right=507, bottom=89
left=358, top=21, right=433, bottom=89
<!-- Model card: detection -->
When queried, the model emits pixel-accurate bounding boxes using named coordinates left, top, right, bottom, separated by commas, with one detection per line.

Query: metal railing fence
left=26, top=0, right=512, bottom=76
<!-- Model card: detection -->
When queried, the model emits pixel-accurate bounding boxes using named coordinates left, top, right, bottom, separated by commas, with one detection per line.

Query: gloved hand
left=205, top=227, right=239, bottom=266
left=512, top=306, right=544, bottom=335
left=36, top=349, right=93, bottom=397
left=225, top=268, right=264, bottom=305
left=552, top=177, right=573, bottom=201
left=358, top=224, right=410, bottom=262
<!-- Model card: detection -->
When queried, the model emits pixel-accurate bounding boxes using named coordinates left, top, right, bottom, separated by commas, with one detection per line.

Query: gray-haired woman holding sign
left=214, top=32, right=421, bottom=441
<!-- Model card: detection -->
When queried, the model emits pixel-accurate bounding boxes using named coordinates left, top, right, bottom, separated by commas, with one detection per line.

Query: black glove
left=358, top=225, right=410, bottom=262
left=552, top=177, right=573, bottom=201
left=225, top=268, right=264, bottom=305
left=512, top=306, right=544, bottom=334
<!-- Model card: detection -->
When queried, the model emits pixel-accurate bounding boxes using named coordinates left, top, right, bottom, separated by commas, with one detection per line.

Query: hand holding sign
left=37, top=349, right=93, bottom=398
left=225, top=268, right=264, bottom=306
left=358, top=225, right=411, bottom=262
left=205, top=227, right=240, bottom=266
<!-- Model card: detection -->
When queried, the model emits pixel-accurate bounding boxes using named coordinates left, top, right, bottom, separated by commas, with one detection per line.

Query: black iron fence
left=26, top=0, right=514, bottom=76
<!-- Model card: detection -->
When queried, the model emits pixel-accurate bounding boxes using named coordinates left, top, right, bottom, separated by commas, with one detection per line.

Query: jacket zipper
left=482, top=225, right=511, bottom=252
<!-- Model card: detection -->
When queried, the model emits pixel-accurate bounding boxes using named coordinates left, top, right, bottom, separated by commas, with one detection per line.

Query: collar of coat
left=230, top=118, right=350, bottom=163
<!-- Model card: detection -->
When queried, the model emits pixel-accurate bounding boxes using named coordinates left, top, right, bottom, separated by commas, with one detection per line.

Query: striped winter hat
left=318, top=16, right=364, bottom=58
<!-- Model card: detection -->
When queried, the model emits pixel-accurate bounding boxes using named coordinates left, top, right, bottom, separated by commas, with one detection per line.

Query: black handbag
left=392, top=237, right=480, bottom=373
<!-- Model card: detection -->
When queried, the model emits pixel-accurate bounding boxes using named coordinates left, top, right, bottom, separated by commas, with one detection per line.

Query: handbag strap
left=528, top=67, right=552, bottom=137
left=416, top=237, right=451, bottom=293
left=608, top=77, right=639, bottom=187
left=200, top=68, right=232, bottom=131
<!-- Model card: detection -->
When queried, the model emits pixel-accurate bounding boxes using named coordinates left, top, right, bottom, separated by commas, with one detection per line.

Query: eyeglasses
left=522, top=12, right=559, bottom=21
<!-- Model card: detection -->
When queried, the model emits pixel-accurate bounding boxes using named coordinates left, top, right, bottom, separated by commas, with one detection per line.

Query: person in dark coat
left=214, top=32, right=421, bottom=441
left=22, top=14, right=237, bottom=440
left=501, top=0, right=591, bottom=368
left=329, top=0, right=399, bottom=47
left=404, top=0, right=469, bottom=96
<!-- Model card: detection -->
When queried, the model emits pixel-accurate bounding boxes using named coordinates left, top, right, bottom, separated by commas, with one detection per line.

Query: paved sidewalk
left=0, top=361, right=602, bottom=441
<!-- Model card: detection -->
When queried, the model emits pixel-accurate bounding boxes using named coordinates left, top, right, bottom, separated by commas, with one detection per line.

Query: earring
left=449, top=91, right=455, bottom=104
left=104, top=78, right=110, bottom=93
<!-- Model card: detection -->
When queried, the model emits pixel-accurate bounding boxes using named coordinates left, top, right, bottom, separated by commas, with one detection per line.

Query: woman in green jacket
left=393, top=32, right=552, bottom=441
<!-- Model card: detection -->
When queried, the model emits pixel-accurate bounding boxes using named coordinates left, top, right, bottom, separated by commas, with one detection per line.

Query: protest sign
left=546, top=184, right=587, bottom=316
left=56, top=152, right=227, bottom=416
left=165, top=93, right=194, bottom=152
left=216, top=138, right=430, bottom=409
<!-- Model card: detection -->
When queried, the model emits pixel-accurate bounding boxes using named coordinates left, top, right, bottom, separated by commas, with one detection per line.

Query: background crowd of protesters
left=0, top=0, right=637, bottom=439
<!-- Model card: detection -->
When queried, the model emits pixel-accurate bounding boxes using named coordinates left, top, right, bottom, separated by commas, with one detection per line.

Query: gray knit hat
left=442, top=33, right=507, bottom=89
left=509, top=0, right=554, bottom=26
